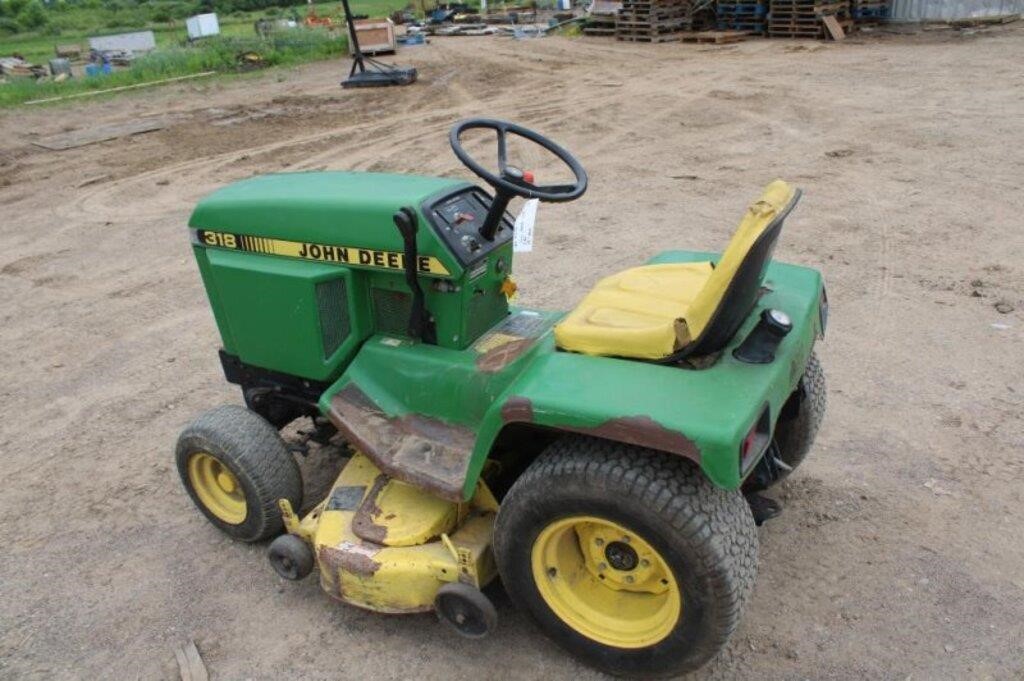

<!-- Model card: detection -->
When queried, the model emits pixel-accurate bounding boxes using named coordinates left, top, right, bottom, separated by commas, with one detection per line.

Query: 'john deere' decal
left=191, top=229, right=451, bottom=277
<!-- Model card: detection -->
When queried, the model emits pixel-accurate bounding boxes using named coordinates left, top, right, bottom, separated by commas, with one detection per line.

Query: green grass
left=1, top=0, right=407, bottom=63
left=0, top=0, right=426, bottom=107
left=0, top=29, right=349, bottom=106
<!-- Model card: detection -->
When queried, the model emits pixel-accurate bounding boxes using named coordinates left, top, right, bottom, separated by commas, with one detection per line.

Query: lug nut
left=625, top=575, right=635, bottom=584
left=595, top=538, right=605, bottom=547
left=598, top=562, right=607, bottom=571
left=640, top=559, right=650, bottom=568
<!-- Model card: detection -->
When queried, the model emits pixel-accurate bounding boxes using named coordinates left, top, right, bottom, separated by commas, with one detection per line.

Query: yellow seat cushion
left=552, top=262, right=714, bottom=360
left=554, top=179, right=797, bottom=360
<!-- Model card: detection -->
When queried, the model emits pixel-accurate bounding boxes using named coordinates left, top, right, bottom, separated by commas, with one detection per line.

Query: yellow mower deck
left=279, top=453, right=498, bottom=614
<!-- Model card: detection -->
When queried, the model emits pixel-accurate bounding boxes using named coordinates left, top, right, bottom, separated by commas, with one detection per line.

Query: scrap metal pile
left=394, top=2, right=550, bottom=37
left=0, top=56, right=48, bottom=80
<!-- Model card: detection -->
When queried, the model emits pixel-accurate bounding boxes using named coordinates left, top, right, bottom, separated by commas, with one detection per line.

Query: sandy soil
left=1, top=25, right=1023, bottom=681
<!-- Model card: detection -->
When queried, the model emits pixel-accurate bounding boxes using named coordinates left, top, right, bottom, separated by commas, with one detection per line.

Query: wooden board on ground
left=31, top=119, right=165, bottom=151
left=823, top=14, right=846, bottom=39
left=680, top=30, right=748, bottom=43
left=174, top=641, right=209, bottom=681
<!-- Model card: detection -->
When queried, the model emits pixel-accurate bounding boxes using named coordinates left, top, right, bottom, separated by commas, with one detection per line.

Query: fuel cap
left=763, top=309, right=792, bottom=335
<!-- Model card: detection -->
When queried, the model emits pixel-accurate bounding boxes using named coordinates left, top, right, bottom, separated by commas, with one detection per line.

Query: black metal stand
left=340, top=0, right=417, bottom=88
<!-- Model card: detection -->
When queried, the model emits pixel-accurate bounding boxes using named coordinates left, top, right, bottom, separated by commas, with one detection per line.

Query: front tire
left=494, top=437, right=758, bottom=678
left=175, top=405, right=302, bottom=542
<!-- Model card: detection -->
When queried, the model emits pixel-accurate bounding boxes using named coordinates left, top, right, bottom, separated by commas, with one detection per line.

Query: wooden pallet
left=618, top=16, right=688, bottom=24
left=769, top=7, right=847, bottom=18
left=768, top=0, right=845, bottom=6
left=620, top=0, right=688, bottom=8
left=767, top=27, right=825, bottom=36
left=717, top=20, right=765, bottom=31
left=849, top=0, right=888, bottom=22
left=614, top=0, right=695, bottom=42
left=769, top=2, right=846, bottom=12
left=767, top=0, right=850, bottom=37
left=679, top=29, right=748, bottom=42
left=616, top=33, right=683, bottom=41
left=617, top=23, right=690, bottom=35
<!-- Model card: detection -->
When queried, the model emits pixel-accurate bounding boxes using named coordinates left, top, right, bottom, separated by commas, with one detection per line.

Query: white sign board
left=88, top=31, right=157, bottom=54
left=186, top=13, right=220, bottom=40
left=513, top=199, right=539, bottom=253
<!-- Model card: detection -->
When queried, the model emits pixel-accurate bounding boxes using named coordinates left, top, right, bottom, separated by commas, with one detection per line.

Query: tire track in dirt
left=63, top=57, right=622, bottom=222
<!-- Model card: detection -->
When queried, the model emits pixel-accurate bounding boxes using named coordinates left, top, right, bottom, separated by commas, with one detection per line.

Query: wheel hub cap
left=531, top=516, right=681, bottom=649
left=216, top=471, right=237, bottom=494
left=605, top=541, right=638, bottom=571
left=187, top=452, right=247, bottom=525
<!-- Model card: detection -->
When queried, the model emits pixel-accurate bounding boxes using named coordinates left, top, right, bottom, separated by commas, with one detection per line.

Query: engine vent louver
left=316, top=278, right=350, bottom=358
left=371, top=288, right=412, bottom=337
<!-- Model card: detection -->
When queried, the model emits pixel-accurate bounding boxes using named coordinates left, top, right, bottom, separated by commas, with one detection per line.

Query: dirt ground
left=1, top=24, right=1023, bottom=681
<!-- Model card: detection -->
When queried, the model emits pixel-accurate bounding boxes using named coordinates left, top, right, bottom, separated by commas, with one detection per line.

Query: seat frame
left=656, top=189, right=802, bottom=364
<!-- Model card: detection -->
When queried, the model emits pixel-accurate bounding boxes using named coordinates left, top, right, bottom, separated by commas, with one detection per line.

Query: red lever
left=523, top=170, right=535, bottom=185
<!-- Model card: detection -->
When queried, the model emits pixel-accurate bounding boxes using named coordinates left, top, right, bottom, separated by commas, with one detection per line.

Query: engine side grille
left=371, top=288, right=412, bottom=336
left=316, top=278, right=350, bottom=358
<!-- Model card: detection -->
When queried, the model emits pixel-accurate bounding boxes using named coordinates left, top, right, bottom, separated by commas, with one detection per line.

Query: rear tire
left=773, top=350, right=827, bottom=481
left=494, top=436, right=758, bottom=678
left=175, top=405, right=302, bottom=542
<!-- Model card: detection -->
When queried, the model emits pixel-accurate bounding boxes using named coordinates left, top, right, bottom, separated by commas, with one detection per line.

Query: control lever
left=392, top=207, right=436, bottom=344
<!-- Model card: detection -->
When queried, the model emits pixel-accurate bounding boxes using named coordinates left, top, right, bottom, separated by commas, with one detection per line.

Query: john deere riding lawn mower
left=176, top=119, right=827, bottom=677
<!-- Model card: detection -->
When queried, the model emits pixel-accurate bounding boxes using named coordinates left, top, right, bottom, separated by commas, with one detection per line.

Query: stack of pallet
left=767, top=0, right=850, bottom=38
left=716, top=1, right=768, bottom=33
left=585, top=0, right=623, bottom=35
left=849, top=0, right=889, bottom=26
left=616, top=0, right=692, bottom=42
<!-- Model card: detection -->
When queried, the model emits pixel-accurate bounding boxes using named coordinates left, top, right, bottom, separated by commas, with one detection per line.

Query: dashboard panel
left=425, top=188, right=513, bottom=268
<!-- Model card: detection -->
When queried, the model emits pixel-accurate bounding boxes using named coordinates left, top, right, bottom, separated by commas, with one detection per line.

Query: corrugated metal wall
left=890, top=0, right=1024, bottom=21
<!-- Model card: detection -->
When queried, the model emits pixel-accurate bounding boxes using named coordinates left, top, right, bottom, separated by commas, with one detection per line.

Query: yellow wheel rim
left=531, top=515, right=681, bottom=649
left=187, top=452, right=247, bottom=525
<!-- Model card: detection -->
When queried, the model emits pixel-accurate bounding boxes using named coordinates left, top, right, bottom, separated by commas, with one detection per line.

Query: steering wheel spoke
left=496, top=127, right=509, bottom=174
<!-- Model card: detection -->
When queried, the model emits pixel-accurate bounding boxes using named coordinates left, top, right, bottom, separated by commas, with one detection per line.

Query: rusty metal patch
left=351, top=474, right=388, bottom=544
left=319, top=542, right=382, bottom=579
left=476, top=337, right=534, bottom=373
left=564, top=416, right=701, bottom=463
left=472, top=311, right=549, bottom=373
left=328, top=384, right=476, bottom=502
left=500, top=396, right=535, bottom=423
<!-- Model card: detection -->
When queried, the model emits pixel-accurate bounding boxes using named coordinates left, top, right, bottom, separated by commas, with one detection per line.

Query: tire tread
left=494, top=437, right=758, bottom=676
left=175, top=404, right=302, bottom=542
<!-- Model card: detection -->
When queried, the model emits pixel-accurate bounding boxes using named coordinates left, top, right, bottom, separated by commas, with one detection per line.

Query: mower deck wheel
left=175, top=405, right=302, bottom=543
left=435, top=582, right=498, bottom=639
left=268, top=534, right=314, bottom=580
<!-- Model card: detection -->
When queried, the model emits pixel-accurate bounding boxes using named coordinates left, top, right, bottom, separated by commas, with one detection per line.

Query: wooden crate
left=349, top=18, right=396, bottom=55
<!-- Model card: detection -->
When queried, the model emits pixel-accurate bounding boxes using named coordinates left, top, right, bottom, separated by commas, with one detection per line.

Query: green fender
left=319, top=251, right=824, bottom=502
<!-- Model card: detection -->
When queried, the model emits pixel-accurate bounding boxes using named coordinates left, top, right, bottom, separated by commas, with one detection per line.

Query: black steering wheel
left=449, top=118, right=588, bottom=241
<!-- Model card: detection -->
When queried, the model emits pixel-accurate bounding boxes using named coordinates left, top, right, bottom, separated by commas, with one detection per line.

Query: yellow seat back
left=677, top=179, right=799, bottom=357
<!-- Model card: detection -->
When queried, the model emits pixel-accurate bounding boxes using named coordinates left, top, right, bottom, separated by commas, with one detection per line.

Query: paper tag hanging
left=513, top=199, right=539, bottom=253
